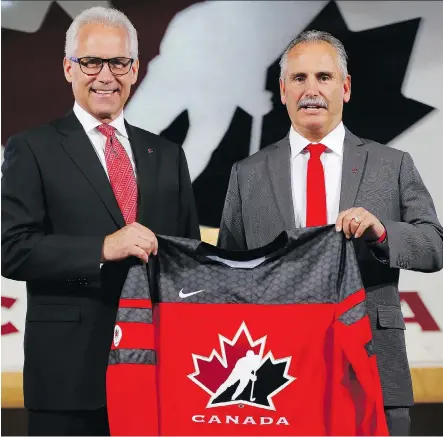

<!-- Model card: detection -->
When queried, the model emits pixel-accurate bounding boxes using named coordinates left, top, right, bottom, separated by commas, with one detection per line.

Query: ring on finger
left=353, top=215, right=361, bottom=224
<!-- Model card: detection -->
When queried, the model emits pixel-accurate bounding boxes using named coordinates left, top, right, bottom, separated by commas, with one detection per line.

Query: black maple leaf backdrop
left=1, top=0, right=434, bottom=228
left=187, top=1, right=434, bottom=227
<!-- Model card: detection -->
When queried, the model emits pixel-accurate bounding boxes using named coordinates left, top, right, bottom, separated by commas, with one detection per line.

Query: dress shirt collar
left=73, top=101, right=128, bottom=138
left=289, top=121, right=345, bottom=158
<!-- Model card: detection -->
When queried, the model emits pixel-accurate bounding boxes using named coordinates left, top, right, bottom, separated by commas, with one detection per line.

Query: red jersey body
left=107, top=226, right=388, bottom=436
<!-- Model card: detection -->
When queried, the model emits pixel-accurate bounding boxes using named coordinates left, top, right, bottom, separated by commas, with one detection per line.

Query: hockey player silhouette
left=213, top=350, right=261, bottom=401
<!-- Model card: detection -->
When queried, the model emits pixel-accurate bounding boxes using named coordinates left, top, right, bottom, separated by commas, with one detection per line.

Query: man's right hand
left=101, top=223, right=158, bottom=263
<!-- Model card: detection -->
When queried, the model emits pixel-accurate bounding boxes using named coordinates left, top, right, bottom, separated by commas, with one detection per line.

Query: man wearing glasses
left=1, top=6, right=199, bottom=436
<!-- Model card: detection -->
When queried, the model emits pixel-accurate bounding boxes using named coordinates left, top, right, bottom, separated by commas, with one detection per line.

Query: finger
left=335, top=208, right=353, bottom=231
left=137, top=233, right=155, bottom=244
left=136, top=237, right=155, bottom=255
left=129, top=222, right=153, bottom=239
left=152, top=235, right=158, bottom=256
left=342, top=212, right=356, bottom=239
left=349, top=209, right=369, bottom=236
left=136, top=232, right=158, bottom=255
left=127, top=222, right=142, bottom=232
left=132, top=222, right=154, bottom=236
left=354, top=215, right=375, bottom=238
left=345, top=208, right=367, bottom=237
left=354, top=222, right=370, bottom=239
left=130, top=245, right=149, bottom=263
left=349, top=216, right=362, bottom=236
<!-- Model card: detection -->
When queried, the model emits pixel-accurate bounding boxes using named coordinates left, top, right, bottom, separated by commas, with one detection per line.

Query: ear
left=343, top=74, right=351, bottom=103
left=130, top=59, right=139, bottom=85
left=63, top=57, right=73, bottom=83
left=279, top=77, right=287, bottom=105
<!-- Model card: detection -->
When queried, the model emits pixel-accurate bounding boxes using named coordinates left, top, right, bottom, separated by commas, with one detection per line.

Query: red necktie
left=97, top=124, right=138, bottom=224
left=306, top=143, right=327, bottom=227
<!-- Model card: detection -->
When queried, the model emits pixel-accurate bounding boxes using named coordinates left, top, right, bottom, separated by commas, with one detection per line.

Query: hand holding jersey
left=102, top=222, right=158, bottom=263
left=336, top=207, right=386, bottom=241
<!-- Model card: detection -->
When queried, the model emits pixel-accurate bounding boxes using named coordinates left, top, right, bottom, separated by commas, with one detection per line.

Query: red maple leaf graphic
left=1, top=296, right=19, bottom=335
left=190, top=323, right=265, bottom=394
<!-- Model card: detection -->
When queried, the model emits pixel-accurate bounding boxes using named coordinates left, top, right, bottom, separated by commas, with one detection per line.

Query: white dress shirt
left=289, top=122, right=345, bottom=227
left=73, top=102, right=137, bottom=179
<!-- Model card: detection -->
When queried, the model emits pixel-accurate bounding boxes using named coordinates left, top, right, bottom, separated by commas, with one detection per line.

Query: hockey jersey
left=106, top=225, right=388, bottom=436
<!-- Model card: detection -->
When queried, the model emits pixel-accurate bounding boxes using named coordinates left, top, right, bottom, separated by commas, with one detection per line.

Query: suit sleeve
left=382, top=152, right=443, bottom=272
left=217, top=162, right=248, bottom=250
left=1, top=135, right=104, bottom=284
left=178, top=147, right=200, bottom=239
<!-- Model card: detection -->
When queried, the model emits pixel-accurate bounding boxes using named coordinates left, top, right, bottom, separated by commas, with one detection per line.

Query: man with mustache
left=217, top=30, right=443, bottom=435
left=1, top=6, right=199, bottom=436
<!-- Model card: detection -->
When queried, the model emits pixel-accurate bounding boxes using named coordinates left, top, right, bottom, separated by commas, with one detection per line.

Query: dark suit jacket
left=1, top=110, right=200, bottom=410
left=218, top=127, right=443, bottom=407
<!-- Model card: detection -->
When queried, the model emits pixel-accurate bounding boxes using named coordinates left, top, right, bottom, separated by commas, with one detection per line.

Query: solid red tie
left=306, top=143, right=327, bottom=227
left=97, top=124, right=138, bottom=224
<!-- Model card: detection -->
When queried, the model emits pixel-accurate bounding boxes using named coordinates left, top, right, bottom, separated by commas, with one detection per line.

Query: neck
left=293, top=119, right=342, bottom=143
left=95, top=111, right=121, bottom=124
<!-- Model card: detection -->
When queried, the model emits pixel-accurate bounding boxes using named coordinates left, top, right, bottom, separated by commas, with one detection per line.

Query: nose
left=96, top=62, right=114, bottom=83
left=304, top=76, right=320, bottom=96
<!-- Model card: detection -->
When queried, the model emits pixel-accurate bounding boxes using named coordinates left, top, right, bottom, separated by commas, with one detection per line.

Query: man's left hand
left=335, top=207, right=385, bottom=241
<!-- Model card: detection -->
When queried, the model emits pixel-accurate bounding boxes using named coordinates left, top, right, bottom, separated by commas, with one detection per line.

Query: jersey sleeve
left=331, top=239, right=389, bottom=436
left=106, top=265, right=159, bottom=436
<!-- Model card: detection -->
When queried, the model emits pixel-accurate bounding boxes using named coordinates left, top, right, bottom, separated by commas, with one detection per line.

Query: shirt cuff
left=369, top=229, right=387, bottom=244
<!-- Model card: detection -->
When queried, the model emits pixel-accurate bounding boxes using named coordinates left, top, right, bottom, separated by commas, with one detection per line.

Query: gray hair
left=65, top=6, right=138, bottom=59
left=279, top=30, right=348, bottom=80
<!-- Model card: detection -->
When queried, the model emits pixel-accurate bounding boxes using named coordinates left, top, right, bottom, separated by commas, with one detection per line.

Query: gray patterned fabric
left=116, top=308, right=152, bottom=324
left=156, top=227, right=363, bottom=305
left=216, top=127, right=443, bottom=407
left=339, top=301, right=367, bottom=326
left=365, top=340, right=374, bottom=357
left=120, top=265, right=150, bottom=299
left=108, top=349, right=156, bottom=365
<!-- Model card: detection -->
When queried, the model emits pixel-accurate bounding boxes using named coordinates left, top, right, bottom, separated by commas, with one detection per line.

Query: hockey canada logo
left=188, top=322, right=296, bottom=411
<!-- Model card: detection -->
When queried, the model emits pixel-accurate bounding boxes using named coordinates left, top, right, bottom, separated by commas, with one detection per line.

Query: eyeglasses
left=69, top=57, right=134, bottom=76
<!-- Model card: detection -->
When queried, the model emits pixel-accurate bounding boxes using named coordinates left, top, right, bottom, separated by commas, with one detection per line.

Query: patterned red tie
left=97, top=124, right=138, bottom=224
left=306, top=143, right=327, bottom=227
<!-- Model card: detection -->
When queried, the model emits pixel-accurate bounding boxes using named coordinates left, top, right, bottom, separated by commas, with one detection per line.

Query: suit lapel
left=339, top=128, right=367, bottom=211
left=55, top=111, right=125, bottom=228
left=125, top=122, right=158, bottom=228
left=266, top=136, right=295, bottom=229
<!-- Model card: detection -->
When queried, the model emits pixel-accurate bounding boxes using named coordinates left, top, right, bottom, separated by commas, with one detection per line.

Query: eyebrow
left=289, top=71, right=335, bottom=79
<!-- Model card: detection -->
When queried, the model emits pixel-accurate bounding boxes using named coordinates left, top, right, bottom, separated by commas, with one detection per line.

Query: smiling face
left=280, top=41, right=351, bottom=142
left=63, top=23, right=139, bottom=123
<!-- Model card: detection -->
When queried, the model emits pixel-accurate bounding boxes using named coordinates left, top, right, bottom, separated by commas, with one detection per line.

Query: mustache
left=297, top=97, right=328, bottom=110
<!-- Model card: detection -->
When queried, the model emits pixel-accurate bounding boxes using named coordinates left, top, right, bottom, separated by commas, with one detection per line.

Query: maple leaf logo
left=260, top=0, right=434, bottom=148
left=188, top=322, right=296, bottom=411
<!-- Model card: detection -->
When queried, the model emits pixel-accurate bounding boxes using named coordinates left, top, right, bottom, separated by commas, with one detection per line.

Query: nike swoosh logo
left=179, top=288, right=205, bottom=299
